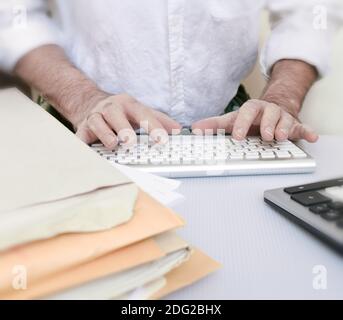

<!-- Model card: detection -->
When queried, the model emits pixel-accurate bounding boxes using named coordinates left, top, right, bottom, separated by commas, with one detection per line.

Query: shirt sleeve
left=0, top=0, right=61, bottom=73
left=261, top=0, right=342, bottom=78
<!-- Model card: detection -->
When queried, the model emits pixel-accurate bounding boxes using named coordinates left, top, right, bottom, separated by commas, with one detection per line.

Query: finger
left=87, top=113, right=118, bottom=149
left=76, top=125, right=97, bottom=145
left=126, top=103, right=168, bottom=143
left=302, top=125, right=319, bottom=143
left=232, top=100, right=262, bottom=140
left=192, top=112, right=238, bottom=135
left=102, top=104, right=137, bottom=146
left=290, top=123, right=319, bottom=143
left=151, top=110, right=182, bottom=134
left=260, top=103, right=282, bottom=141
left=275, top=112, right=294, bottom=141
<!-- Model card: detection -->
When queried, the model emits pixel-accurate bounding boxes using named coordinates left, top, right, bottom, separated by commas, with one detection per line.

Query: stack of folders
left=0, top=89, right=221, bottom=300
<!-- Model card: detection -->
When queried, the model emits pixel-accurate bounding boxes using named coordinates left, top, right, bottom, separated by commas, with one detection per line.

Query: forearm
left=261, top=59, right=318, bottom=118
left=14, top=45, right=107, bottom=126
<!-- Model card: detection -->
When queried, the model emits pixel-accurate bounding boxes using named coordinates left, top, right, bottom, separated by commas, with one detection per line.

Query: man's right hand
left=13, top=45, right=181, bottom=150
left=75, top=93, right=182, bottom=150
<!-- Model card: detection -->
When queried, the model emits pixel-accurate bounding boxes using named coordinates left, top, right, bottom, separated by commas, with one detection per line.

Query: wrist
left=261, top=59, right=318, bottom=119
left=261, top=88, right=301, bottom=119
left=52, top=82, right=109, bottom=128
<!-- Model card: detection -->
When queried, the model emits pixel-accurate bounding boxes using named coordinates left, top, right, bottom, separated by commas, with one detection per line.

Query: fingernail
left=151, top=131, right=168, bottom=145
left=265, top=127, right=274, bottom=138
left=280, top=128, right=289, bottom=139
left=280, top=128, right=289, bottom=135
left=105, top=134, right=117, bottom=147
left=235, top=128, right=244, bottom=139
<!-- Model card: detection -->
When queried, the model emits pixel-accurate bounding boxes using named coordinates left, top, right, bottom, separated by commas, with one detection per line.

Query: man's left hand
left=192, top=99, right=319, bottom=143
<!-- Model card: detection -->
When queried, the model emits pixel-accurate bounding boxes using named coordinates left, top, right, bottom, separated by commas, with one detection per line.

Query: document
left=117, top=249, right=222, bottom=301
left=2, top=238, right=164, bottom=300
left=0, top=88, right=133, bottom=212
left=2, top=232, right=188, bottom=300
left=0, top=184, right=137, bottom=250
left=0, top=191, right=184, bottom=297
left=114, top=164, right=185, bottom=207
left=119, top=278, right=167, bottom=300
left=47, top=249, right=191, bottom=300
left=151, top=249, right=222, bottom=299
left=0, top=88, right=138, bottom=247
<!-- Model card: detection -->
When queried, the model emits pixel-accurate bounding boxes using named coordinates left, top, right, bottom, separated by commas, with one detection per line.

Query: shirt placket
left=167, top=0, right=186, bottom=122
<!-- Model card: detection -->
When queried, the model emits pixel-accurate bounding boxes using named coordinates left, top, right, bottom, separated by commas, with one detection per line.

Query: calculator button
left=309, top=203, right=331, bottom=214
left=329, top=202, right=343, bottom=211
left=321, top=210, right=343, bottom=222
left=291, top=192, right=331, bottom=207
left=337, top=220, right=343, bottom=229
left=325, top=186, right=343, bottom=202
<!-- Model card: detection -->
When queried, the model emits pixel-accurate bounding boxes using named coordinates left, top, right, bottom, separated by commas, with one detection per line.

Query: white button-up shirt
left=0, top=0, right=341, bottom=125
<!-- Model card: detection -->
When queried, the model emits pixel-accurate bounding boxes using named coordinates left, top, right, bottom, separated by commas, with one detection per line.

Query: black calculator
left=264, top=178, right=343, bottom=254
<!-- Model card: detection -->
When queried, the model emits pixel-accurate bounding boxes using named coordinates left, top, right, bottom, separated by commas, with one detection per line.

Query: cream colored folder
left=0, top=191, right=184, bottom=298
left=0, top=88, right=138, bottom=248
left=0, top=184, right=137, bottom=250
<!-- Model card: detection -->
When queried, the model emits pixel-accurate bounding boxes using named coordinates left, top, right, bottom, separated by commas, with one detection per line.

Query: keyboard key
left=150, top=158, right=163, bottom=165
left=291, top=152, right=308, bottom=159
left=284, top=178, right=343, bottom=195
left=117, top=158, right=130, bottom=165
left=291, top=192, right=331, bottom=207
left=245, top=152, right=260, bottom=160
left=260, top=152, right=276, bottom=159
left=276, top=140, right=293, bottom=145
left=275, top=151, right=291, bottom=159
left=230, top=155, right=244, bottom=160
left=329, top=202, right=343, bottom=211
left=309, top=203, right=331, bottom=214
left=321, top=210, right=343, bottom=222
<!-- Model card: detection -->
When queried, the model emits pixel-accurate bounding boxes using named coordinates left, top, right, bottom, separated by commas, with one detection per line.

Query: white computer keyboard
left=92, top=135, right=316, bottom=178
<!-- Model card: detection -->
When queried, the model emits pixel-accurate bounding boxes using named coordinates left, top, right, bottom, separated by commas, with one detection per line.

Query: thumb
left=301, top=124, right=319, bottom=143
left=152, top=110, right=182, bottom=134
left=192, top=112, right=238, bottom=134
left=290, top=122, right=319, bottom=143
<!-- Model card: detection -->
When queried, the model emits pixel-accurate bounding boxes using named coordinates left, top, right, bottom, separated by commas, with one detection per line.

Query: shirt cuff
left=261, top=29, right=333, bottom=79
left=0, top=17, right=62, bottom=73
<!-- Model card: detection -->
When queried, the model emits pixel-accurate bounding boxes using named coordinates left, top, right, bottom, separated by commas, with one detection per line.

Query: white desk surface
left=170, top=135, right=343, bottom=300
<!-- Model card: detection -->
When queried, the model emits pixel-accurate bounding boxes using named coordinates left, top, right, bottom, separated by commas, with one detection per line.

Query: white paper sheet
left=114, top=164, right=185, bottom=207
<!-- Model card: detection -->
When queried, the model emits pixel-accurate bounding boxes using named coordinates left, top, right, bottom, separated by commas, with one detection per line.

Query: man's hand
left=193, top=59, right=319, bottom=143
left=192, top=99, right=318, bottom=142
left=14, top=45, right=181, bottom=149
left=75, top=93, right=182, bottom=149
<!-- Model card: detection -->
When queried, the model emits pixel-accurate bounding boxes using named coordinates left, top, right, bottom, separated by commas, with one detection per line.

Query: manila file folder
left=0, top=89, right=138, bottom=248
left=0, top=191, right=185, bottom=297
